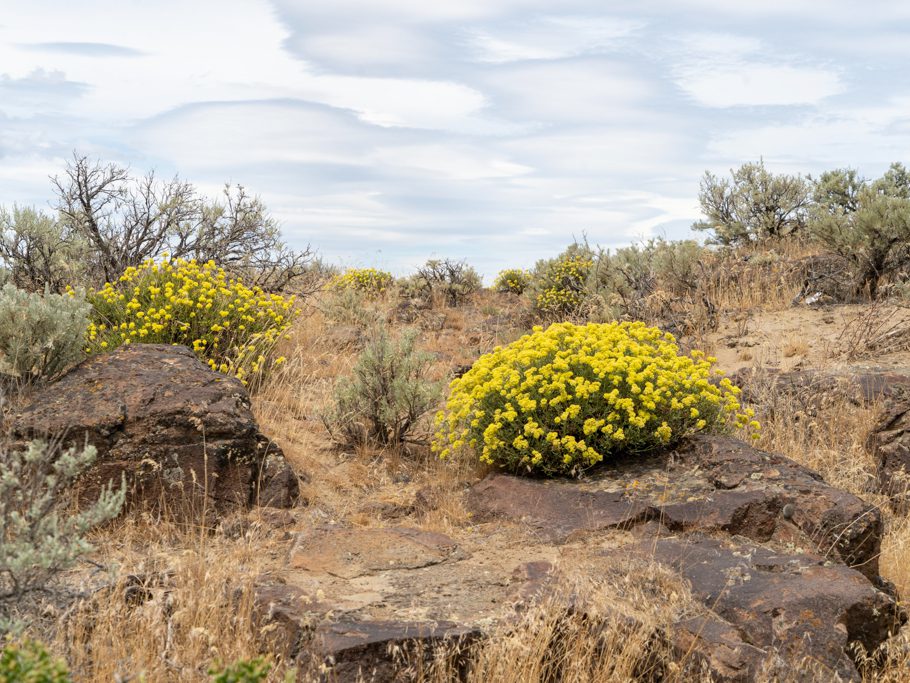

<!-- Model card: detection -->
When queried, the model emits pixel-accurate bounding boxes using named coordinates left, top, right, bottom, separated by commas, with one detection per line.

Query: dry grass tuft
left=53, top=517, right=289, bottom=682
left=402, top=559, right=703, bottom=683
left=748, top=384, right=880, bottom=499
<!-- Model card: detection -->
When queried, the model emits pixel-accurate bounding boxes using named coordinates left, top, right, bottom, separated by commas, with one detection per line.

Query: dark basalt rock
left=11, top=344, right=301, bottom=517
left=620, top=535, right=903, bottom=682
left=251, top=436, right=901, bottom=682
left=467, top=435, right=883, bottom=581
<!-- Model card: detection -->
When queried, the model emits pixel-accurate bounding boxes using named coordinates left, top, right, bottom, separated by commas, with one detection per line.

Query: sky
left=1, top=1, right=909, bottom=279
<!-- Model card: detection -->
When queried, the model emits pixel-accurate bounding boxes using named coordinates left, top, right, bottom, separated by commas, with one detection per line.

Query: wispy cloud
left=669, top=32, right=844, bottom=108
left=19, top=41, right=145, bottom=57
left=465, top=16, right=642, bottom=63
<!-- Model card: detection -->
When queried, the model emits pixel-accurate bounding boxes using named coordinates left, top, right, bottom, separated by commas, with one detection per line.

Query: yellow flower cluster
left=332, top=267, right=393, bottom=296
left=534, top=256, right=593, bottom=316
left=433, top=321, right=758, bottom=476
left=493, top=268, right=531, bottom=295
left=79, top=256, right=295, bottom=386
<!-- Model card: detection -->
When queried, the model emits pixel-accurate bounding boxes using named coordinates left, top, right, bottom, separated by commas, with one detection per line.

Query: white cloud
left=675, top=63, right=843, bottom=108
left=668, top=32, right=844, bottom=108
left=291, top=25, right=438, bottom=69
left=368, top=144, right=532, bottom=179
left=467, top=16, right=642, bottom=63
left=480, top=59, right=654, bottom=125
left=0, top=0, right=492, bottom=132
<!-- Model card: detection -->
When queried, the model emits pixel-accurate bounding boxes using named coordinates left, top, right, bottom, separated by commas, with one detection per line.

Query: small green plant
left=0, top=284, right=90, bottom=388
left=0, top=639, right=70, bottom=682
left=209, top=657, right=270, bottom=683
left=332, top=267, right=393, bottom=297
left=320, top=286, right=385, bottom=330
left=82, top=256, right=295, bottom=386
left=433, top=321, right=757, bottom=476
left=493, top=268, right=531, bottom=295
left=325, top=327, right=440, bottom=448
left=0, top=441, right=125, bottom=632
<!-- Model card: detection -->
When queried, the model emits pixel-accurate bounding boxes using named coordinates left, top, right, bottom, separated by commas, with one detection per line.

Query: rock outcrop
left=11, top=344, right=300, bottom=517
left=253, top=436, right=901, bottom=681
left=734, top=366, right=910, bottom=505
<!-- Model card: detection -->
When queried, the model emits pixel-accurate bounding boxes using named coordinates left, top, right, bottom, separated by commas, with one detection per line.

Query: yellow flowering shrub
left=533, top=253, right=594, bottom=317
left=493, top=268, right=531, bottom=295
left=332, top=267, right=393, bottom=296
left=433, top=321, right=758, bottom=476
left=79, top=257, right=295, bottom=386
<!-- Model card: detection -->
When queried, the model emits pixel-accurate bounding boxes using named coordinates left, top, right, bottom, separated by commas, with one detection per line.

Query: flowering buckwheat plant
left=75, top=257, right=295, bottom=386
left=433, top=321, right=758, bottom=476
left=493, top=268, right=531, bottom=295
left=534, top=255, right=593, bottom=316
left=332, top=267, right=393, bottom=296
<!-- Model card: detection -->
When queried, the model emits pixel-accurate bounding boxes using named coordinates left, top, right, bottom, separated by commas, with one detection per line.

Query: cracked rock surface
left=257, top=435, right=902, bottom=682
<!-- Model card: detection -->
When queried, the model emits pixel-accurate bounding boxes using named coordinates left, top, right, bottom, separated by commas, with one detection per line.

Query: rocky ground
left=10, top=288, right=910, bottom=682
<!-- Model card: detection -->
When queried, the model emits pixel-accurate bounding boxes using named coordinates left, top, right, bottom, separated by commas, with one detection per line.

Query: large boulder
left=10, top=344, right=300, bottom=517
left=623, top=536, right=897, bottom=681
left=253, top=436, right=901, bottom=682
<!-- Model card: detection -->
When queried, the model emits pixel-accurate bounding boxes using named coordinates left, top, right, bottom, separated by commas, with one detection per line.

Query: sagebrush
left=325, top=327, right=439, bottom=448
left=0, top=440, right=124, bottom=632
left=0, top=284, right=90, bottom=389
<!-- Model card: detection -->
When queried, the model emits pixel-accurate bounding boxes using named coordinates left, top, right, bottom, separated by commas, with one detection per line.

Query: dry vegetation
left=9, top=240, right=910, bottom=682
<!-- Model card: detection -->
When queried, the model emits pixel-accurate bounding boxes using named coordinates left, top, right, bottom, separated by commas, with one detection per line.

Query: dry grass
left=51, top=516, right=291, bottom=682
left=836, top=301, right=910, bottom=360
left=17, top=271, right=910, bottom=682
left=741, top=369, right=910, bottom=681
left=782, top=338, right=810, bottom=358
left=399, top=560, right=704, bottom=683
left=701, top=240, right=817, bottom=314
left=748, top=382, right=880, bottom=499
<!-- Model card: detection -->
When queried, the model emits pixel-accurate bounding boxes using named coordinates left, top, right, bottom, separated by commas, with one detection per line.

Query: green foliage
left=529, top=243, right=599, bottom=319
left=809, top=163, right=910, bottom=299
left=433, top=322, right=756, bottom=477
left=528, top=240, right=708, bottom=324
left=413, top=259, right=482, bottom=307
left=84, top=257, right=295, bottom=387
left=811, top=168, right=864, bottom=215
left=0, top=284, right=91, bottom=388
left=0, top=206, right=87, bottom=293
left=325, top=327, right=440, bottom=448
left=208, top=657, right=270, bottom=683
left=693, top=160, right=811, bottom=245
left=332, top=268, right=393, bottom=296
left=0, top=639, right=69, bottom=683
left=493, top=268, right=531, bottom=295
left=0, top=441, right=125, bottom=632
left=608, top=239, right=706, bottom=318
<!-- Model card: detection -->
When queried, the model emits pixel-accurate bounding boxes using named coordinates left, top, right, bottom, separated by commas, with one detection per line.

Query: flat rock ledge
left=10, top=344, right=300, bottom=518
left=254, top=435, right=903, bottom=682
